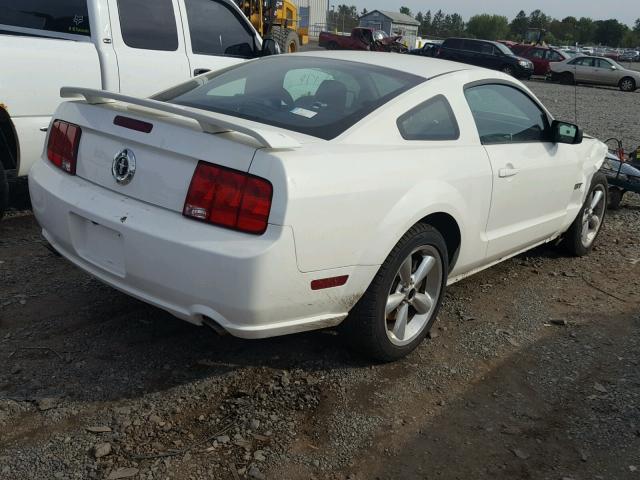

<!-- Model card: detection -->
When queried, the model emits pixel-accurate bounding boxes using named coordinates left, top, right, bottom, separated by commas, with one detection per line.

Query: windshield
left=495, top=43, right=514, bottom=56
left=373, top=30, right=389, bottom=41
left=156, top=56, right=425, bottom=140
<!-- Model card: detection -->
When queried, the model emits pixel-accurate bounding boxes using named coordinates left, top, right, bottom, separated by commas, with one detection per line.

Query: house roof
left=361, top=10, right=420, bottom=26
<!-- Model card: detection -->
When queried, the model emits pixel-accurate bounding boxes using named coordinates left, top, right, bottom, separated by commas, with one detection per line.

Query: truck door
left=107, top=0, right=191, bottom=96
left=177, top=0, right=260, bottom=78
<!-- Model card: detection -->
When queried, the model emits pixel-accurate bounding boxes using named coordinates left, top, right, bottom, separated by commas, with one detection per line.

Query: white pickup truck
left=0, top=0, right=272, bottom=218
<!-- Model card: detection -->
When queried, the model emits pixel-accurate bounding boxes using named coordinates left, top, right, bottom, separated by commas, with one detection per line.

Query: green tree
left=466, top=14, right=509, bottom=40
left=431, top=9, right=444, bottom=37
left=576, top=17, right=596, bottom=44
left=420, top=10, right=432, bottom=36
left=594, top=19, right=628, bottom=46
left=399, top=6, right=413, bottom=17
left=633, top=18, right=640, bottom=33
left=528, top=9, right=550, bottom=30
left=509, top=10, right=529, bottom=40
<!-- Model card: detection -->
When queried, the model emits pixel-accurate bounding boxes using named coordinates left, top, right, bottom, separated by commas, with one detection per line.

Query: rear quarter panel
left=250, top=72, right=495, bottom=277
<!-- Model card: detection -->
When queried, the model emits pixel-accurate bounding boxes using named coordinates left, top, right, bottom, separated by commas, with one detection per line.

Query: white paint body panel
left=30, top=53, right=607, bottom=339
left=0, top=0, right=261, bottom=177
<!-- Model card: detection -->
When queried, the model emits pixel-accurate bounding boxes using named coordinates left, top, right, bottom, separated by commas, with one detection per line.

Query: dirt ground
left=1, top=80, right=639, bottom=480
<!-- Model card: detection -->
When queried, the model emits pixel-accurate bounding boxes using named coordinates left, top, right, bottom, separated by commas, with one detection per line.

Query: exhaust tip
left=202, top=316, right=228, bottom=336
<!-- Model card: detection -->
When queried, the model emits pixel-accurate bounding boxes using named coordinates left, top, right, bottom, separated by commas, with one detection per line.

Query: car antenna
left=574, top=42, right=578, bottom=124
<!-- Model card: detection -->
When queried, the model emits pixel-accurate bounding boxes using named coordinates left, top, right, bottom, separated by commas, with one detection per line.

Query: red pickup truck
left=319, top=27, right=407, bottom=53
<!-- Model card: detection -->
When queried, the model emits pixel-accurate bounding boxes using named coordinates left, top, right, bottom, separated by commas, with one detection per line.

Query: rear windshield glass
left=0, top=0, right=90, bottom=36
left=156, top=56, right=425, bottom=140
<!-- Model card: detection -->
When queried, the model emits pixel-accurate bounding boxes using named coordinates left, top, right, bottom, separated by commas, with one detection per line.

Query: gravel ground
left=1, top=78, right=639, bottom=480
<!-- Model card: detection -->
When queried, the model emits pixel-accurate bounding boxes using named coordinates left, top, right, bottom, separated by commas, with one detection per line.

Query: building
left=291, top=0, right=329, bottom=40
left=359, top=10, right=420, bottom=48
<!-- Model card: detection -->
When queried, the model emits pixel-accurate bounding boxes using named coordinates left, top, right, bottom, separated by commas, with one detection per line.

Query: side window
left=531, top=49, right=545, bottom=59
left=397, top=95, right=460, bottom=141
left=443, top=38, right=463, bottom=49
left=184, top=0, right=255, bottom=58
left=547, top=51, right=563, bottom=62
left=117, top=0, right=178, bottom=51
left=464, top=84, right=549, bottom=144
left=595, top=58, right=612, bottom=69
left=0, top=0, right=90, bottom=36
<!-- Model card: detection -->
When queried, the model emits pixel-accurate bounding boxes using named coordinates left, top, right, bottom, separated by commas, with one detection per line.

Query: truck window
left=183, top=0, right=255, bottom=58
left=117, top=0, right=179, bottom=51
left=0, top=0, right=90, bottom=36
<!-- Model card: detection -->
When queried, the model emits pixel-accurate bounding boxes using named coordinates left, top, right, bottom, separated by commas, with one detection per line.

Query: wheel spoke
left=411, top=292, right=433, bottom=315
left=399, top=257, right=413, bottom=286
left=412, top=255, right=436, bottom=285
left=590, top=190, right=604, bottom=211
left=386, top=293, right=405, bottom=316
left=393, top=303, right=409, bottom=340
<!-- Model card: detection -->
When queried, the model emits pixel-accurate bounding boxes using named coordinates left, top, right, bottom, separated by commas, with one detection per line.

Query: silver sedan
left=550, top=55, right=640, bottom=92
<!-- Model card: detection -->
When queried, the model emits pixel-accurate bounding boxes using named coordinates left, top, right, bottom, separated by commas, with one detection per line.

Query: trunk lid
left=58, top=101, right=261, bottom=213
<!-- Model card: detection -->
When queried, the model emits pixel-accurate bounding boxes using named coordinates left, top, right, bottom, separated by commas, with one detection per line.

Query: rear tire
left=0, top=163, right=7, bottom=221
left=343, top=224, right=448, bottom=362
left=327, top=41, right=339, bottom=50
left=619, top=77, right=636, bottom=92
left=561, top=72, right=575, bottom=85
left=562, top=172, right=608, bottom=257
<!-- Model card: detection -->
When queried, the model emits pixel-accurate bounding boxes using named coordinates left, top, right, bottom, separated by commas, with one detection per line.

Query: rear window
left=155, top=56, right=425, bottom=140
left=117, top=0, right=179, bottom=51
left=0, top=0, right=90, bottom=36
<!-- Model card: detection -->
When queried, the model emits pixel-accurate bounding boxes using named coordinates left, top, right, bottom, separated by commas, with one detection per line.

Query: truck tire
left=0, top=162, right=8, bottom=221
left=283, top=31, right=299, bottom=53
left=327, top=41, right=339, bottom=50
left=267, top=26, right=298, bottom=54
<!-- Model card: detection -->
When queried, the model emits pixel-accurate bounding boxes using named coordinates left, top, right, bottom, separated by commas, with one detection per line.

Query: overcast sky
left=344, top=0, right=638, bottom=25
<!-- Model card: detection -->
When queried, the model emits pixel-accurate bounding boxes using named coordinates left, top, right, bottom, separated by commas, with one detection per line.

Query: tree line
left=330, top=5, right=640, bottom=47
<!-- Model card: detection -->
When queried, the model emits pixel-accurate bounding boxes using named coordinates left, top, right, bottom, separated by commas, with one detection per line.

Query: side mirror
left=610, top=65, right=617, bottom=70
left=261, top=39, right=281, bottom=57
left=552, top=120, right=583, bottom=145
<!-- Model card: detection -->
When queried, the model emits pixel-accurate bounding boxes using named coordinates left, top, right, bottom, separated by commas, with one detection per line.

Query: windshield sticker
left=290, top=107, right=318, bottom=119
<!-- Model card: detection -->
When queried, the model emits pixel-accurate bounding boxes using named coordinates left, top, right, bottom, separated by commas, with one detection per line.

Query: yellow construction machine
left=235, top=0, right=308, bottom=53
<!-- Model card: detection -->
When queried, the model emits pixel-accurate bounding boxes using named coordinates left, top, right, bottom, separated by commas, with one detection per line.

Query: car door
left=177, top=0, right=259, bottom=78
left=592, top=58, right=619, bottom=86
left=463, top=40, right=485, bottom=67
left=464, top=83, right=582, bottom=260
left=573, top=57, right=595, bottom=82
left=529, top=48, right=547, bottom=75
left=108, top=0, right=191, bottom=96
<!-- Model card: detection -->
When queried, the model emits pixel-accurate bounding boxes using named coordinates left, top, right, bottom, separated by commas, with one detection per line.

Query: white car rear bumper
left=29, top=160, right=376, bottom=339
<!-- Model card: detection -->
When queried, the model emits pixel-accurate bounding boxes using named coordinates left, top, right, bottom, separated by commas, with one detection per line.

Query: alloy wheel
left=581, top=185, right=606, bottom=248
left=385, top=246, right=443, bottom=347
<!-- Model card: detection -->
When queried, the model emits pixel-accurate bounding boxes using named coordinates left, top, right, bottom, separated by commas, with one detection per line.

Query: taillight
left=47, top=120, right=81, bottom=175
left=183, top=161, right=273, bottom=235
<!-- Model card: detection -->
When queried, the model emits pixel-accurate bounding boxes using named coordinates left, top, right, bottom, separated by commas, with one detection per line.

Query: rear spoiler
left=60, top=87, right=301, bottom=150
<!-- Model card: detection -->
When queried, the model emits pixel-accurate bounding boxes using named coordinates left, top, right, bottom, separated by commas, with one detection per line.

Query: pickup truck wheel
left=619, top=77, right=636, bottom=92
left=327, top=41, right=339, bottom=50
left=608, top=187, right=624, bottom=210
left=0, top=163, right=7, bottom=221
left=343, top=224, right=448, bottom=362
left=563, top=172, right=608, bottom=257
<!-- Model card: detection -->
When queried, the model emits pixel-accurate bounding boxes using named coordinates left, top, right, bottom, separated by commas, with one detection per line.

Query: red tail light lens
left=183, top=161, right=273, bottom=235
left=47, top=120, right=82, bottom=175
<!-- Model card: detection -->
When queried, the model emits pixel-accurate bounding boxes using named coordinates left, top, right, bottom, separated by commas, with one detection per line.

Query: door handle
left=498, top=167, right=520, bottom=178
left=193, top=68, right=211, bottom=76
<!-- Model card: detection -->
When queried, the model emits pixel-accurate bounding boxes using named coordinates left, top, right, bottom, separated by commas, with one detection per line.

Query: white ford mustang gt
left=29, top=52, right=608, bottom=361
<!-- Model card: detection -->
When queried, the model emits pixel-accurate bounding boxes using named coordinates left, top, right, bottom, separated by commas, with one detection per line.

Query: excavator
left=235, top=0, right=308, bottom=53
